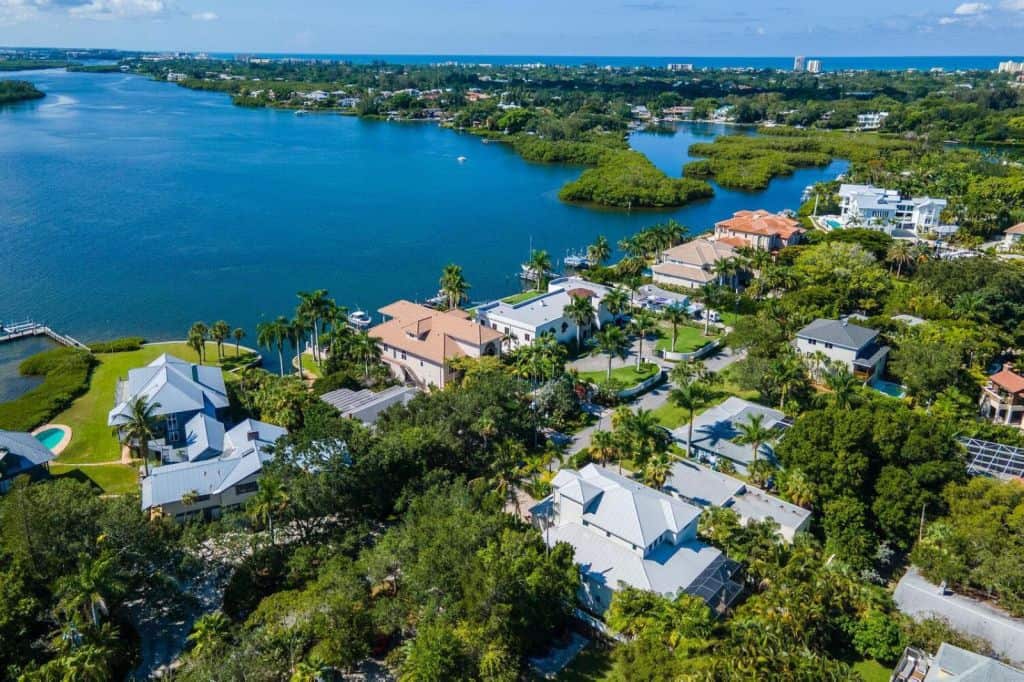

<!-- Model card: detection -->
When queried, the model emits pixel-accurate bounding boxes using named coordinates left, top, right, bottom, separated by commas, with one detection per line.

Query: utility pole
left=918, top=502, right=927, bottom=543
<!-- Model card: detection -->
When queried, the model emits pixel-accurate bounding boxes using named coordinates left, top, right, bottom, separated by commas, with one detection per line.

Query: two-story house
left=713, top=210, right=804, bottom=251
left=795, top=318, right=889, bottom=381
left=651, top=238, right=737, bottom=290
left=532, top=464, right=742, bottom=615
left=107, top=354, right=229, bottom=445
left=979, top=367, right=1024, bottom=429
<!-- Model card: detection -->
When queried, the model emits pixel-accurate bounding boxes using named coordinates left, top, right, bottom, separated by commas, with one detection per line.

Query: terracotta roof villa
left=371, top=301, right=502, bottom=389
left=713, top=210, right=804, bottom=251
left=651, top=238, right=736, bottom=289
left=980, top=366, right=1024, bottom=429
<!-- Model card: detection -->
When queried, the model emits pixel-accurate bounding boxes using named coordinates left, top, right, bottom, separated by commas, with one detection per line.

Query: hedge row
left=87, top=336, right=146, bottom=353
left=0, top=348, right=95, bottom=432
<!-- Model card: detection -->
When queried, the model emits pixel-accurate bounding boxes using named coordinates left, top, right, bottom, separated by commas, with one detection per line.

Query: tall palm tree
left=661, top=306, right=689, bottom=353
left=439, top=263, right=470, bottom=310
left=526, top=249, right=552, bottom=291
left=187, top=611, right=231, bottom=658
left=824, top=366, right=858, bottom=409
left=735, top=413, right=775, bottom=465
left=630, top=309, right=658, bottom=369
left=587, top=235, right=611, bottom=267
left=627, top=407, right=665, bottom=466
left=256, top=318, right=288, bottom=377
left=492, top=439, right=526, bottom=515
left=563, top=294, right=596, bottom=348
left=351, top=332, right=382, bottom=379
left=288, top=317, right=307, bottom=377
left=670, top=381, right=711, bottom=458
left=247, top=474, right=289, bottom=544
left=232, top=327, right=246, bottom=356
left=713, top=258, right=741, bottom=294
left=770, top=355, right=805, bottom=409
left=210, top=320, right=231, bottom=360
left=590, top=429, right=618, bottom=468
left=643, top=452, right=672, bottom=490
left=602, top=287, right=631, bottom=319
left=116, top=396, right=161, bottom=476
left=886, top=241, right=914, bottom=277
left=596, top=325, right=630, bottom=382
left=782, top=469, right=816, bottom=509
left=187, top=329, right=205, bottom=364
left=297, top=289, right=332, bottom=363
left=56, top=552, right=124, bottom=627
left=188, top=322, right=208, bottom=362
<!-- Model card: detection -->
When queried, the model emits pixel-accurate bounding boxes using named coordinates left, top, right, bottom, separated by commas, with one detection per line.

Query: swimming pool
left=826, top=219, right=842, bottom=229
left=35, top=427, right=66, bottom=451
left=871, top=378, right=906, bottom=399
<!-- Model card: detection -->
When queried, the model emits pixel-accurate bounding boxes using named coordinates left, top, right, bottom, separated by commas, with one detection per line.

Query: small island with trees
left=0, top=80, right=44, bottom=105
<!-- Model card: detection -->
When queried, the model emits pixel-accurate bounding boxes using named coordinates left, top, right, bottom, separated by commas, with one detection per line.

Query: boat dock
left=0, top=320, right=89, bottom=350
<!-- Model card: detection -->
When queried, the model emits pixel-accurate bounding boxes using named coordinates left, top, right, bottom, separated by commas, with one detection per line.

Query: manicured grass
left=50, top=462, right=139, bottom=495
left=294, top=351, right=322, bottom=378
left=552, top=644, right=615, bottom=682
left=502, top=290, right=543, bottom=305
left=650, top=366, right=761, bottom=429
left=578, top=362, right=660, bottom=387
left=53, top=341, right=228, bottom=467
left=851, top=659, right=891, bottom=682
left=654, top=324, right=715, bottom=354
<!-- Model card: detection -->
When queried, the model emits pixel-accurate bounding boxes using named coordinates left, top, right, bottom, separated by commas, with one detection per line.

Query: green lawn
left=654, top=324, right=715, bottom=354
left=650, top=366, right=760, bottom=429
left=502, top=290, right=543, bottom=305
left=578, top=362, right=660, bottom=387
left=551, top=644, right=614, bottom=681
left=294, top=351, right=322, bottom=378
left=48, top=341, right=242, bottom=493
left=851, top=659, right=891, bottom=682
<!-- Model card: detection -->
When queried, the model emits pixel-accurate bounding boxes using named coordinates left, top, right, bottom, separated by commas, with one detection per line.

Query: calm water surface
left=0, top=69, right=845, bottom=374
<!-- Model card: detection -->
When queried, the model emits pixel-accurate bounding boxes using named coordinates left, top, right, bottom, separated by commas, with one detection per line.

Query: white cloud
left=953, top=2, right=990, bottom=14
left=191, top=9, right=216, bottom=20
left=938, top=15, right=959, bottom=23
left=0, top=0, right=168, bottom=21
left=1001, top=0, right=1024, bottom=10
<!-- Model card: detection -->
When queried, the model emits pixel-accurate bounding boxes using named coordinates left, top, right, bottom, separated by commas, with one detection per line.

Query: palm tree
left=526, top=249, right=552, bottom=291
left=289, top=317, right=307, bottom=377
left=661, top=306, right=689, bottom=353
left=713, top=258, right=741, bottom=294
left=770, top=355, right=805, bottom=409
left=247, top=474, right=289, bottom=544
left=187, top=329, right=205, bottom=364
left=590, top=429, right=618, bottom=468
left=734, top=413, right=775, bottom=465
left=187, top=611, right=231, bottom=659
left=824, top=366, right=858, bottom=409
left=587, top=235, right=611, bottom=267
left=56, top=552, right=124, bottom=627
left=116, top=396, right=161, bottom=476
left=563, top=294, right=596, bottom=349
left=439, top=263, right=470, bottom=310
left=188, top=322, right=208, bottom=362
left=297, top=289, right=332, bottom=363
left=782, top=469, right=816, bottom=509
left=211, top=320, right=231, bottom=360
left=256, top=318, right=288, bottom=378
left=602, top=287, right=631, bottom=319
left=351, top=332, right=382, bottom=379
left=595, top=325, right=630, bottom=382
left=643, top=452, right=672, bottom=490
left=886, top=241, right=914, bottom=277
left=630, top=309, right=658, bottom=369
left=670, top=381, right=711, bottom=458
left=492, top=439, right=526, bottom=515
left=232, top=327, right=246, bottom=356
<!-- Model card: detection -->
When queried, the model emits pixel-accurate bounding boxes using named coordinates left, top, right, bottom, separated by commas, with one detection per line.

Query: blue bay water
left=0, top=69, right=845, bottom=374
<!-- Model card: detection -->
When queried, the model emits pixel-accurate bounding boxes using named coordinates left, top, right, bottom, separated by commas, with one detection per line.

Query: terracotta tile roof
left=990, top=368, right=1024, bottom=395
left=716, top=236, right=749, bottom=249
left=566, top=287, right=596, bottom=299
left=1005, top=223, right=1024, bottom=235
left=715, top=210, right=804, bottom=240
left=372, top=300, right=501, bottom=366
left=661, top=237, right=736, bottom=267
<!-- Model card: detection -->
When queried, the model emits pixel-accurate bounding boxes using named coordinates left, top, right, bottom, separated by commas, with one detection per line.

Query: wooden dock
left=0, top=320, right=89, bottom=350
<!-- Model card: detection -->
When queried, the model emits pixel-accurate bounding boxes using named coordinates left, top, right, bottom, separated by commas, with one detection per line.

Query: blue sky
left=2, top=0, right=1024, bottom=55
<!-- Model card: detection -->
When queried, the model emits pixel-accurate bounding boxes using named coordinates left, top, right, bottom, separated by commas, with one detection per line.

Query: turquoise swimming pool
left=871, top=378, right=906, bottom=399
left=35, top=427, right=66, bottom=451
left=826, top=219, right=842, bottom=229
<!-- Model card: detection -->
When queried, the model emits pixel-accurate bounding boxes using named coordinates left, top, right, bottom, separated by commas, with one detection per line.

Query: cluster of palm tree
left=617, top=220, right=687, bottom=261
left=187, top=321, right=247, bottom=363
left=525, top=249, right=553, bottom=291
left=586, top=235, right=611, bottom=267
left=115, top=396, right=161, bottom=476
left=439, top=263, right=470, bottom=310
left=562, top=294, right=596, bottom=348
left=510, top=332, right=566, bottom=385
left=246, top=473, right=290, bottom=545
left=885, top=240, right=931, bottom=277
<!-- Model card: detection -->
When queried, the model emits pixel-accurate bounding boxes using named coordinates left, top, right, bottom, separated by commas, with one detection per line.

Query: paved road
left=565, top=346, right=744, bottom=456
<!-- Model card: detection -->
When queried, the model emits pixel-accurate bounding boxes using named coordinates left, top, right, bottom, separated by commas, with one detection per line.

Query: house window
left=165, top=413, right=179, bottom=441
left=824, top=343, right=833, bottom=349
left=235, top=481, right=258, bottom=495
left=401, top=351, right=408, bottom=360
left=524, top=334, right=531, bottom=342
left=807, top=339, right=817, bottom=346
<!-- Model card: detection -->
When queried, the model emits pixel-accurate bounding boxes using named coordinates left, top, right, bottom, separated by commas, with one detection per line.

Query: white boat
left=520, top=263, right=556, bottom=282
left=425, top=290, right=447, bottom=308
left=347, top=309, right=372, bottom=329
left=295, top=109, right=307, bottom=116
left=457, top=155, right=467, bottom=163
left=563, top=250, right=589, bottom=269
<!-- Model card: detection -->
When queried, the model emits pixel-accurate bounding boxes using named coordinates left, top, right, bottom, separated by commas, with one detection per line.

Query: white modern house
left=531, top=464, right=742, bottom=615
left=838, top=184, right=950, bottom=236
left=856, top=111, right=889, bottom=129
left=141, top=417, right=287, bottom=522
left=664, top=460, right=811, bottom=541
left=795, top=318, right=890, bottom=381
left=475, top=277, right=623, bottom=351
left=651, top=238, right=737, bottom=290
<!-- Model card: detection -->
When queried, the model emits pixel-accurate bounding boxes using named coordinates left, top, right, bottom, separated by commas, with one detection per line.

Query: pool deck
left=31, top=423, right=73, bottom=455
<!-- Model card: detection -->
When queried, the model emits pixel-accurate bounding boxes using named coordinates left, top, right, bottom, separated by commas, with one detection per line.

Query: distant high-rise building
left=806, top=59, right=822, bottom=74
left=793, top=56, right=806, bottom=72
left=999, top=60, right=1024, bottom=74
left=667, top=63, right=694, bottom=72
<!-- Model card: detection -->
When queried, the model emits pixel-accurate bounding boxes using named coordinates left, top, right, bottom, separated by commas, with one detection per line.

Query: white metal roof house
left=530, top=464, right=742, bottom=615
left=141, top=416, right=287, bottom=522
left=893, top=643, right=1024, bottom=681
left=795, top=318, right=890, bottom=381
left=664, top=460, right=811, bottom=541
left=0, top=430, right=55, bottom=492
left=475, top=277, right=624, bottom=351
left=671, top=397, right=787, bottom=472
left=838, top=183, right=951, bottom=237
left=107, top=354, right=229, bottom=445
left=320, top=385, right=419, bottom=425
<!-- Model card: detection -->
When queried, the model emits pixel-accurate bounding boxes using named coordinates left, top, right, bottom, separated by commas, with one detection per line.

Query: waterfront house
left=651, top=238, right=737, bottom=289
left=664, top=460, right=811, bottom=541
left=795, top=318, right=889, bottom=381
left=370, top=301, right=503, bottom=390
left=141, top=417, right=286, bottom=522
left=671, top=397, right=787, bottom=472
left=474, top=277, right=622, bottom=351
left=530, top=464, right=742, bottom=615
left=1001, top=223, right=1024, bottom=252
left=838, top=184, right=949, bottom=236
left=107, top=354, right=229, bottom=446
left=979, top=366, right=1024, bottom=429
left=712, top=210, right=804, bottom=251
left=892, top=643, right=1024, bottom=681
left=0, top=430, right=55, bottom=493
left=856, top=111, right=889, bottom=130
left=320, top=385, right=419, bottom=425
